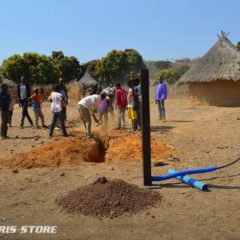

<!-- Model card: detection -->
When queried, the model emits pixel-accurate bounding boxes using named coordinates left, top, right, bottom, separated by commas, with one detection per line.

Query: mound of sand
left=5, top=136, right=105, bottom=169
left=105, top=133, right=172, bottom=162
left=4, top=130, right=173, bottom=169
left=55, top=177, right=161, bottom=218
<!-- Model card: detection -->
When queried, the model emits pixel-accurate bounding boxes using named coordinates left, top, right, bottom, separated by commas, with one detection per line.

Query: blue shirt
left=155, top=82, right=167, bottom=101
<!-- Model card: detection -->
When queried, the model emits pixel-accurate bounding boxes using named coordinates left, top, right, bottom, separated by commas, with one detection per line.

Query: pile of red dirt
left=105, top=133, right=173, bottom=162
left=4, top=130, right=173, bottom=169
left=5, top=135, right=106, bottom=169
left=55, top=177, right=161, bottom=218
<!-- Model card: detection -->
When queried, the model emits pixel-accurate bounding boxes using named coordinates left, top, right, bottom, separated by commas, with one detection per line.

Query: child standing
left=29, top=88, right=47, bottom=129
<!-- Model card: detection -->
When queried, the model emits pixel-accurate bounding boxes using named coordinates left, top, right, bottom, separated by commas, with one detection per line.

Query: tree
left=154, top=60, right=172, bottom=70
left=86, top=60, right=103, bottom=82
left=23, top=52, right=59, bottom=84
left=159, top=65, right=190, bottom=84
left=101, top=50, right=128, bottom=84
left=2, top=52, right=60, bottom=84
left=99, top=48, right=145, bottom=85
left=51, top=51, right=82, bottom=82
left=1, top=54, right=28, bottom=83
left=37, top=55, right=59, bottom=84
left=237, top=41, right=240, bottom=50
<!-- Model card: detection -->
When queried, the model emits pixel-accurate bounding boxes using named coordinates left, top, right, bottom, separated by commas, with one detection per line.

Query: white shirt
left=78, top=94, right=101, bottom=113
left=20, top=84, right=27, bottom=100
left=50, top=92, right=63, bottom=113
left=127, top=88, right=134, bottom=107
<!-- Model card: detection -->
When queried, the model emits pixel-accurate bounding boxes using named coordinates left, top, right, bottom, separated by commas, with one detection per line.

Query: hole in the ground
left=87, top=137, right=106, bottom=163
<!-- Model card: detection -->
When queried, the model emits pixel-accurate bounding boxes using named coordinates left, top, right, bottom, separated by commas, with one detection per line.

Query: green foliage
left=51, top=51, right=82, bottom=82
left=2, top=54, right=28, bottom=83
left=144, top=60, right=172, bottom=79
left=237, top=41, right=240, bottom=50
left=86, top=60, right=103, bottom=81
left=154, top=60, right=172, bottom=70
left=51, top=51, right=64, bottom=61
left=1, top=48, right=143, bottom=86
left=87, top=48, right=145, bottom=85
left=54, top=55, right=82, bottom=82
left=159, top=65, right=190, bottom=84
left=1, top=51, right=82, bottom=84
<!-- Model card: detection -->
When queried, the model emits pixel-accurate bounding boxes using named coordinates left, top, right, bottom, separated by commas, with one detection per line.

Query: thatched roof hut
left=77, top=71, right=98, bottom=97
left=78, top=72, right=97, bottom=87
left=178, top=32, right=240, bottom=106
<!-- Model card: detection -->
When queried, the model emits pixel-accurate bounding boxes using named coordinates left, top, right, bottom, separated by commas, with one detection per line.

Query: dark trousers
left=49, top=111, right=67, bottom=137
left=157, top=100, right=165, bottom=120
left=20, top=99, right=33, bottom=126
left=9, top=111, right=13, bottom=126
left=62, top=106, right=67, bottom=122
left=136, top=101, right=142, bottom=128
left=1, top=110, right=9, bottom=138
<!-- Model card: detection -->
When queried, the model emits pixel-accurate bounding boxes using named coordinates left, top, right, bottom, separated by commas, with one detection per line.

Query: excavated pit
left=3, top=131, right=173, bottom=169
left=4, top=135, right=107, bottom=169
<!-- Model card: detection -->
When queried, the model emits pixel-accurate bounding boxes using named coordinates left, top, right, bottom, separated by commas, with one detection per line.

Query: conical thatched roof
left=78, top=71, right=97, bottom=87
left=179, top=33, right=240, bottom=83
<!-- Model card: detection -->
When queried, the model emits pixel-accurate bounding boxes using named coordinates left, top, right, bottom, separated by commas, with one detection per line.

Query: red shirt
left=115, top=88, right=127, bottom=108
left=31, top=93, right=41, bottom=109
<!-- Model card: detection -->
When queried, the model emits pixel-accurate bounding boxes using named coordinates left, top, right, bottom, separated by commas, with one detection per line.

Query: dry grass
left=68, top=82, right=81, bottom=102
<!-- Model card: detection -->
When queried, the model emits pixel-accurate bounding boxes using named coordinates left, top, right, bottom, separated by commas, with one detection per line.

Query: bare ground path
left=0, top=94, right=239, bottom=240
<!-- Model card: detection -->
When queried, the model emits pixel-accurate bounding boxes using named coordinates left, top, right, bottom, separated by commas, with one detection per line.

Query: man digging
left=77, top=94, right=101, bottom=139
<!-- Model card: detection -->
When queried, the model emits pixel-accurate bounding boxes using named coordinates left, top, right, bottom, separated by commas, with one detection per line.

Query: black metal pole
left=141, top=69, right=152, bottom=186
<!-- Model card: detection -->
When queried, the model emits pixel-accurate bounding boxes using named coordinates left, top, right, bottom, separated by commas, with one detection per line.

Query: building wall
left=189, top=80, right=240, bottom=106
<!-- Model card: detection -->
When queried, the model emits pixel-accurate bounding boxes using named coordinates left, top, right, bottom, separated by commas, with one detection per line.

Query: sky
left=0, top=0, right=239, bottom=64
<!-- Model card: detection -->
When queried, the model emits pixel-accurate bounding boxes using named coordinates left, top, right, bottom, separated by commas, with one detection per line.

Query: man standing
left=115, top=82, right=127, bottom=129
left=17, top=76, right=33, bottom=128
left=49, top=86, right=68, bottom=137
left=155, top=76, right=167, bottom=121
left=133, top=77, right=142, bottom=129
left=0, top=84, right=12, bottom=139
left=77, top=94, right=101, bottom=139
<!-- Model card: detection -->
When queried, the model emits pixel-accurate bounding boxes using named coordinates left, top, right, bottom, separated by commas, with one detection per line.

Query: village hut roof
left=78, top=71, right=97, bottom=87
left=178, top=33, right=240, bottom=84
left=0, top=78, right=17, bottom=86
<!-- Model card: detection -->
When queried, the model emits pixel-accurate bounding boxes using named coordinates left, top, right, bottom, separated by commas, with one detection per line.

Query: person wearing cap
left=77, top=94, right=101, bottom=138
left=29, top=88, right=47, bottom=129
left=0, top=83, right=12, bottom=139
left=155, top=76, right=167, bottom=121
left=17, top=76, right=33, bottom=128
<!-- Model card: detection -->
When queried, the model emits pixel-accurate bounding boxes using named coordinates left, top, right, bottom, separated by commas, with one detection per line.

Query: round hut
left=78, top=72, right=98, bottom=97
left=0, top=78, right=18, bottom=101
left=178, top=32, right=240, bottom=106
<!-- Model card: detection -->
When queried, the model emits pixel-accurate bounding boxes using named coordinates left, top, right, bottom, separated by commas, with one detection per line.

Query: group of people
left=0, top=76, right=69, bottom=140
left=0, top=74, right=167, bottom=140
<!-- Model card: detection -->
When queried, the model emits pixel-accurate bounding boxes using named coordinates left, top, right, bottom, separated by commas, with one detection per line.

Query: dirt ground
left=0, top=88, right=239, bottom=240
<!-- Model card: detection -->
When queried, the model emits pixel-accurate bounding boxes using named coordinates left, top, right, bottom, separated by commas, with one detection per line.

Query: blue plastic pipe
left=151, top=166, right=218, bottom=181
left=167, top=169, right=208, bottom=191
